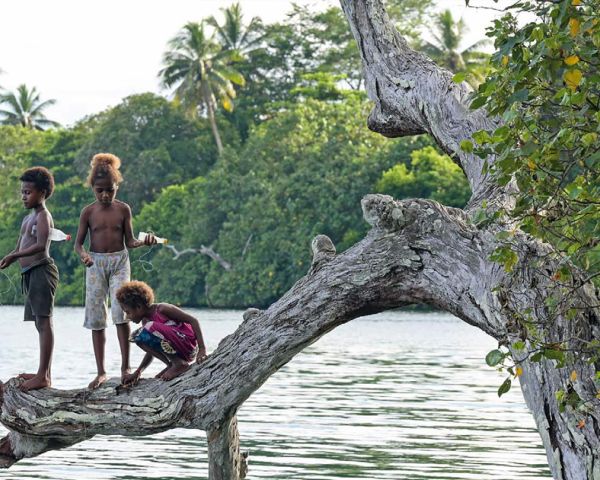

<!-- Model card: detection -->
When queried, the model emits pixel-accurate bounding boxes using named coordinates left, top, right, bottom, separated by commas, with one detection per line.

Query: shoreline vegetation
left=0, top=2, right=480, bottom=309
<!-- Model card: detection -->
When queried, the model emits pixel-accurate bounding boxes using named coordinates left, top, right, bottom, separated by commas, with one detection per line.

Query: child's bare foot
left=17, top=373, right=36, bottom=380
left=88, top=373, right=108, bottom=390
left=20, top=375, right=51, bottom=392
left=155, top=366, right=170, bottom=379
left=161, top=363, right=190, bottom=381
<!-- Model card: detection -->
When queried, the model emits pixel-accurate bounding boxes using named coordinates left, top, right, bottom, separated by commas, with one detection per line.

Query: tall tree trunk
left=1, top=1, right=599, bottom=479
left=204, top=87, right=224, bottom=156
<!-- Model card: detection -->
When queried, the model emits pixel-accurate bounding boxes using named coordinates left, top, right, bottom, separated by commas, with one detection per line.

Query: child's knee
left=34, top=316, right=52, bottom=332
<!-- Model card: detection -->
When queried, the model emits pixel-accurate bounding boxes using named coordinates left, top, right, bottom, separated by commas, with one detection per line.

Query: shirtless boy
left=0, top=167, right=59, bottom=391
left=74, top=153, right=155, bottom=389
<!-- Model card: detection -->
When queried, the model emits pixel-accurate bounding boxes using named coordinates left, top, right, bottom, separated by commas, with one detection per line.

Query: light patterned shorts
left=84, top=250, right=130, bottom=330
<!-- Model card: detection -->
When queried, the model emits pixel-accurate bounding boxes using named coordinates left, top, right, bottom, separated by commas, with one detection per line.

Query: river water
left=0, top=306, right=550, bottom=479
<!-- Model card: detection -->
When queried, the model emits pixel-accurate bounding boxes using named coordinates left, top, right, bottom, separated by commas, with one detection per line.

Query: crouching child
left=117, top=281, right=208, bottom=384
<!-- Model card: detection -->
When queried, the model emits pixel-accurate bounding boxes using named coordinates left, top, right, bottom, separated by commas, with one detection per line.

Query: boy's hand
left=0, top=254, right=15, bottom=269
left=142, top=233, right=157, bottom=246
left=80, top=253, right=94, bottom=267
left=196, top=348, right=208, bottom=364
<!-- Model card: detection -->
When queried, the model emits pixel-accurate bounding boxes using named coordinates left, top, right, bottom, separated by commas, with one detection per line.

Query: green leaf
left=507, top=88, right=529, bottom=105
left=470, top=96, right=488, bottom=110
left=543, top=348, right=565, bottom=365
left=531, top=351, right=543, bottom=362
left=498, top=377, right=512, bottom=397
left=460, top=140, right=474, bottom=153
left=452, top=72, right=467, bottom=83
left=486, top=349, right=505, bottom=367
left=472, top=130, right=492, bottom=145
left=582, top=132, right=598, bottom=146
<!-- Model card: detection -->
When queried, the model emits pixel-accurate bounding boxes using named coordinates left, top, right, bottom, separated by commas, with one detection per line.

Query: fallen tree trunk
left=2, top=1, right=600, bottom=479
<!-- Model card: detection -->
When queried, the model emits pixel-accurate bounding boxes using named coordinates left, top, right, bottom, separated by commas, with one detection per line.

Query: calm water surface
left=0, top=306, right=550, bottom=480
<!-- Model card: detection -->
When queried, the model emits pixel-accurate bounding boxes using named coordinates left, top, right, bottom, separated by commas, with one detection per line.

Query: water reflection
left=0, top=307, right=550, bottom=479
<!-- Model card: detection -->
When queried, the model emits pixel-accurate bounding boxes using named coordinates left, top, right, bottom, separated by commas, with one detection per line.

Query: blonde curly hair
left=116, top=281, right=155, bottom=309
left=86, top=152, right=123, bottom=186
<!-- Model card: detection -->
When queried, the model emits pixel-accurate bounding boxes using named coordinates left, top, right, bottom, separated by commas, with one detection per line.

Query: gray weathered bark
left=207, top=416, right=247, bottom=480
left=338, top=1, right=600, bottom=479
left=1, top=1, right=599, bottom=479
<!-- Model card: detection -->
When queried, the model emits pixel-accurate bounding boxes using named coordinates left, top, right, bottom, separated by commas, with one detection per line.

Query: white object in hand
left=49, top=228, right=71, bottom=241
left=138, top=231, right=168, bottom=244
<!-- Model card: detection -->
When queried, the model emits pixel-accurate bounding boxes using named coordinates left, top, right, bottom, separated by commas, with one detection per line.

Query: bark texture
left=1, top=1, right=600, bottom=479
left=207, top=416, right=247, bottom=480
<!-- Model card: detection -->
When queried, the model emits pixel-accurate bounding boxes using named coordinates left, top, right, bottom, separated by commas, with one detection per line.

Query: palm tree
left=0, top=84, right=60, bottom=130
left=159, top=22, right=245, bottom=155
left=207, top=3, right=263, bottom=55
left=421, top=10, right=489, bottom=83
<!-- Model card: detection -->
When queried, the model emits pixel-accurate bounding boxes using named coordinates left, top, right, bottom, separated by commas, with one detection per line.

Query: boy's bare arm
left=75, top=207, right=93, bottom=266
left=123, top=203, right=155, bottom=248
left=5, top=210, right=51, bottom=261
left=0, top=221, right=25, bottom=268
left=159, top=304, right=208, bottom=361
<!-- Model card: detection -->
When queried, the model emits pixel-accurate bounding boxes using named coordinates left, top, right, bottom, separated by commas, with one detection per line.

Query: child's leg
left=18, top=303, right=36, bottom=379
left=116, top=322, right=131, bottom=380
left=20, top=315, right=53, bottom=391
left=160, top=355, right=191, bottom=381
left=109, top=251, right=131, bottom=382
left=137, top=342, right=170, bottom=365
left=88, top=328, right=107, bottom=389
left=84, top=253, right=110, bottom=389
left=135, top=342, right=171, bottom=378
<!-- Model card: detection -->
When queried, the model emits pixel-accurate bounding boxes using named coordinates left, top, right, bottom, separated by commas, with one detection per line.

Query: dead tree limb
left=165, top=244, right=232, bottom=271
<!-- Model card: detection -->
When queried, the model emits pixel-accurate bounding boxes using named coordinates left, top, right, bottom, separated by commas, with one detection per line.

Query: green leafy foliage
left=467, top=0, right=600, bottom=404
left=486, top=349, right=506, bottom=367
left=0, top=84, right=60, bottom=130
left=0, top=3, right=478, bottom=309
left=135, top=99, right=434, bottom=307
left=376, top=146, right=470, bottom=208
left=472, top=1, right=600, bottom=281
left=76, top=93, right=219, bottom=210
left=498, top=377, right=512, bottom=397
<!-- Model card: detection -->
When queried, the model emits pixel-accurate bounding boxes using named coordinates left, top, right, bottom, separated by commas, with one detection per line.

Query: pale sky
left=0, top=0, right=506, bottom=126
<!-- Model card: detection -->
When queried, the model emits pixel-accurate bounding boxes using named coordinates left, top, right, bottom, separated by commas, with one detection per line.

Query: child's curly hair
left=116, top=281, right=155, bottom=309
left=20, top=166, right=55, bottom=199
left=86, top=153, right=123, bottom=186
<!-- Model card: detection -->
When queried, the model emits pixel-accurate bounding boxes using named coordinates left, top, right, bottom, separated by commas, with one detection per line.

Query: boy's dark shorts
left=21, top=258, right=59, bottom=321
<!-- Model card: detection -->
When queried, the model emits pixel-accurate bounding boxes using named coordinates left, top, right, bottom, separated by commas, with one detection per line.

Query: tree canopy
left=0, top=85, right=60, bottom=130
left=0, top=2, right=476, bottom=309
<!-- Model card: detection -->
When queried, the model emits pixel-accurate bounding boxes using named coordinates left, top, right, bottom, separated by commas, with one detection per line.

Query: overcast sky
left=0, top=0, right=506, bottom=126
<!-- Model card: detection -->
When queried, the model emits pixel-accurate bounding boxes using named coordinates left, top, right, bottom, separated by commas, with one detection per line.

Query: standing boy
left=0, top=167, right=59, bottom=391
left=74, top=153, right=155, bottom=389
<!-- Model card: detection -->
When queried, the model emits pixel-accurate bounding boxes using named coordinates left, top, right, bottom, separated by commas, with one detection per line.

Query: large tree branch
left=1, top=195, right=501, bottom=467
left=337, top=2, right=600, bottom=478
left=339, top=0, right=506, bottom=209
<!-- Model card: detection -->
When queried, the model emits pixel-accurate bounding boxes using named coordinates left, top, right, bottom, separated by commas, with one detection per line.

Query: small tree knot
left=362, top=194, right=420, bottom=230
left=243, top=308, right=262, bottom=321
left=309, top=235, right=336, bottom=275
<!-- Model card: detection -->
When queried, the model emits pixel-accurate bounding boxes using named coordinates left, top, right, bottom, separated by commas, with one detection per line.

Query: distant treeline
left=0, top=3, right=480, bottom=307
